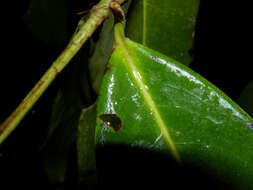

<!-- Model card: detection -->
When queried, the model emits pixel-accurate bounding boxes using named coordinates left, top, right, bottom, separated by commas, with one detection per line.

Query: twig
left=0, top=0, right=126, bottom=144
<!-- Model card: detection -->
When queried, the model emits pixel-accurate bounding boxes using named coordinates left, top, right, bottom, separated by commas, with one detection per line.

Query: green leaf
left=89, top=15, right=115, bottom=93
left=24, top=0, right=69, bottom=47
left=89, top=0, right=132, bottom=93
left=40, top=88, right=81, bottom=188
left=96, top=23, right=253, bottom=189
left=77, top=104, right=97, bottom=188
left=41, top=48, right=92, bottom=188
left=126, top=0, right=200, bottom=66
left=238, top=80, right=253, bottom=117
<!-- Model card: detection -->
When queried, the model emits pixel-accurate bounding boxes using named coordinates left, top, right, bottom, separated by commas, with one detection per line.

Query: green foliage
left=77, top=104, right=97, bottom=188
left=40, top=49, right=92, bottom=187
left=89, top=15, right=115, bottom=93
left=126, top=0, right=200, bottom=65
left=96, top=23, right=253, bottom=189
left=89, top=0, right=132, bottom=93
left=3, top=0, right=253, bottom=189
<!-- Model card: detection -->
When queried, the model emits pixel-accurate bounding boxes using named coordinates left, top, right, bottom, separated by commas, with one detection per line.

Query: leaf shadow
left=96, top=145, right=236, bottom=190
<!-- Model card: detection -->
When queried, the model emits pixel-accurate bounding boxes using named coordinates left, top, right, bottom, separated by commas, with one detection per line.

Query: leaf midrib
left=115, top=24, right=181, bottom=161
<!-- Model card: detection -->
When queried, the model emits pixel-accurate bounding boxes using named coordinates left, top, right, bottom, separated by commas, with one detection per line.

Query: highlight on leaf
left=95, top=23, right=253, bottom=190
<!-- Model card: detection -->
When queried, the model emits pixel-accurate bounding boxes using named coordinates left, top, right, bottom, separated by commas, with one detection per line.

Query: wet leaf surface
left=96, top=24, right=253, bottom=189
left=126, top=0, right=200, bottom=65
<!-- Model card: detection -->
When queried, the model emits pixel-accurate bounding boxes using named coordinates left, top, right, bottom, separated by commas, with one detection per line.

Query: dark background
left=0, top=1, right=252, bottom=189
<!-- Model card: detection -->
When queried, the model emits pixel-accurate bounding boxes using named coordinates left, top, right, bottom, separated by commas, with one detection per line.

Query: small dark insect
left=246, top=121, right=253, bottom=130
left=99, top=113, right=122, bottom=132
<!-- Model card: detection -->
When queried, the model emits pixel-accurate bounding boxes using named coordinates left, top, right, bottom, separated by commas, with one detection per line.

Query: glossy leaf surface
left=96, top=24, right=253, bottom=189
left=126, top=0, right=200, bottom=65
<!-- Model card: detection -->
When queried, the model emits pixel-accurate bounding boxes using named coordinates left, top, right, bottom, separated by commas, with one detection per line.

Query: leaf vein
left=115, top=24, right=180, bottom=161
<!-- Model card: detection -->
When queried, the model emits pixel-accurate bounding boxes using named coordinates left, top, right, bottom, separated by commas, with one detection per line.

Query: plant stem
left=0, top=0, right=126, bottom=145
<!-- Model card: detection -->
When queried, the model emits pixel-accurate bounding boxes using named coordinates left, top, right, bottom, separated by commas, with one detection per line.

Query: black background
left=0, top=1, right=252, bottom=189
